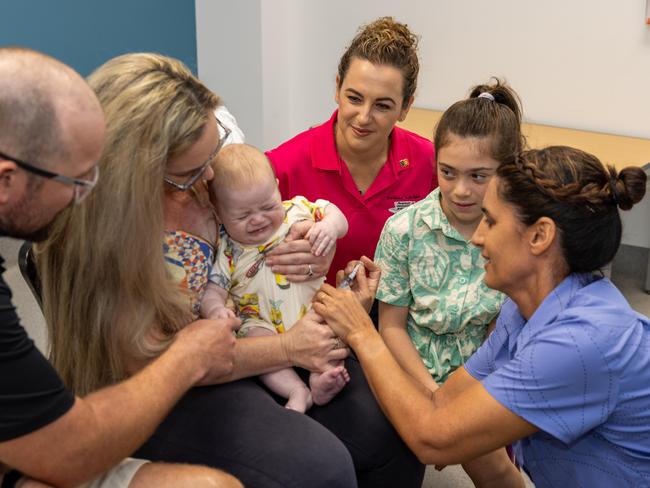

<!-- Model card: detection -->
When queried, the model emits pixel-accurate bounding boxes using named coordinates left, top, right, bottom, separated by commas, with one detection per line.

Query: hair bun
left=614, top=166, right=647, bottom=210
left=367, top=17, right=419, bottom=50
left=468, top=78, right=522, bottom=126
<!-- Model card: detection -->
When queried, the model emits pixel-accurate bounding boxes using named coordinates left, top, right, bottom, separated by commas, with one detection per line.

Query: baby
left=201, top=143, right=349, bottom=412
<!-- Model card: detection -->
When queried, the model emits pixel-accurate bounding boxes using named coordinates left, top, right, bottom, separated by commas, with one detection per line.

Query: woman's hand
left=280, top=310, right=349, bottom=372
left=171, top=317, right=241, bottom=386
left=312, top=284, right=375, bottom=347
left=266, top=220, right=334, bottom=282
left=336, top=256, right=381, bottom=313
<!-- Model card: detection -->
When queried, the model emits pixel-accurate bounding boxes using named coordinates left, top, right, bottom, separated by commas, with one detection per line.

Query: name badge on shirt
left=388, top=201, right=416, bottom=213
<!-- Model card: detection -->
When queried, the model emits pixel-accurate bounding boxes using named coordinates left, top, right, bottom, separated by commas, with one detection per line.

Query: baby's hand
left=209, top=306, right=236, bottom=320
left=305, top=221, right=338, bottom=257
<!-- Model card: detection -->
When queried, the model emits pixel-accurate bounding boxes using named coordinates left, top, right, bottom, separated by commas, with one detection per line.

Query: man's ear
left=398, top=95, right=414, bottom=122
left=0, top=160, right=20, bottom=205
left=527, top=216, right=557, bottom=256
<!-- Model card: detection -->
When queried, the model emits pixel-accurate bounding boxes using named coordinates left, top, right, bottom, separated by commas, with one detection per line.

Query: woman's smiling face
left=334, top=57, right=411, bottom=156
left=472, top=178, right=534, bottom=295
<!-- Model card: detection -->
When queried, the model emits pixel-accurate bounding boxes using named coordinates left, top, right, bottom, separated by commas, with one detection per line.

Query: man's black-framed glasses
left=163, top=116, right=232, bottom=192
left=0, top=149, right=99, bottom=204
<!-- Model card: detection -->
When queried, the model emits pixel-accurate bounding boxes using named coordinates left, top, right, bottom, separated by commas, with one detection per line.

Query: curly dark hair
left=337, top=17, right=419, bottom=106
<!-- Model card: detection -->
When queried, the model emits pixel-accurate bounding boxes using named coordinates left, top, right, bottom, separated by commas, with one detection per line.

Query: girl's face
left=334, top=58, right=412, bottom=157
left=437, top=134, right=500, bottom=237
left=216, top=177, right=285, bottom=246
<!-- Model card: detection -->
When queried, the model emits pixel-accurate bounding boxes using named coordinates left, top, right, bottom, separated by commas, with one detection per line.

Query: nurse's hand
left=335, top=256, right=380, bottom=313
left=266, top=220, right=334, bottom=282
left=312, top=283, right=375, bottom=346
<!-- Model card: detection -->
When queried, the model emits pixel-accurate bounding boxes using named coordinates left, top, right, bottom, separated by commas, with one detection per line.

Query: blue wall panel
left=0, top=0, right=197, bottom=76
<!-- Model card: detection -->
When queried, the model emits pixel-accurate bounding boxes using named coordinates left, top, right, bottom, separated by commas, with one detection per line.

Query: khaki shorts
left=79, top=458, right=150, bottom=488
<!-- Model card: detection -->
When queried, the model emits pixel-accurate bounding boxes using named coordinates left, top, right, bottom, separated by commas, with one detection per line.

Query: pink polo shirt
left=267, top=110, right=436, bottom=285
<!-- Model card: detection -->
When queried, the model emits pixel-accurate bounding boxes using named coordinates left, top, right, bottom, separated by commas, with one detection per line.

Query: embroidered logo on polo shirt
left=388, top=201, right=416, bottom=213
left=399, top=159, right=409, bottom=168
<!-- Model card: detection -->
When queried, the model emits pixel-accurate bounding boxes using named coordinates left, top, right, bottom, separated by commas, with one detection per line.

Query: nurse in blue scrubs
left=313, top=145, right=650, bottom=488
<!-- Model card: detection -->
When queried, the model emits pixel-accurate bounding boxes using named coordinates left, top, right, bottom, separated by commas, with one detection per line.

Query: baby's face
left=217, top=178, right=285, bottom=246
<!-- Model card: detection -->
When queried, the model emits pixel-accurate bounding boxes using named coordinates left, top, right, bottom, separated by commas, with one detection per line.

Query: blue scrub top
left=465, top=273, right=650, bottom=487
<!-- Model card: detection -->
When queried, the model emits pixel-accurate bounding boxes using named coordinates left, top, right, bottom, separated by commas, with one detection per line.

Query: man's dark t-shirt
left=0, top=254, right=74, bottom=442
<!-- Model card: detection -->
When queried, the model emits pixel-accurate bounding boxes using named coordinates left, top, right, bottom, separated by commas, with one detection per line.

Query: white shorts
left=79, top=458, right=150, bottom=488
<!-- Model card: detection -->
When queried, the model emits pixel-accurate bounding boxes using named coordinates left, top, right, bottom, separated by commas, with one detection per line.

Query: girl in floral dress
left=375, top=79, right=525, bottom=487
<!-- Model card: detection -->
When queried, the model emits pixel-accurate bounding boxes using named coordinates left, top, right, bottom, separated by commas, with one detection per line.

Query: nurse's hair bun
left=496, top=146, right=647, bottom=273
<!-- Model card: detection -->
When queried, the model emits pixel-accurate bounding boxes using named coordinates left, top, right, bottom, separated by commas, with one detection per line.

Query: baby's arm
left=201, top=282, right=236, bottom=319
left=306, top=203, right=348, bottom=256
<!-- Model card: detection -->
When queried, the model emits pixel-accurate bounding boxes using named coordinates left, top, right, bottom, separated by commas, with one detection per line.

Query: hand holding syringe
left=337, top=261, right=363, bottom=290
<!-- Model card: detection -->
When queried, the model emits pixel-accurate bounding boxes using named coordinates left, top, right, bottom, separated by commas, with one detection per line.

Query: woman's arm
left=312, top=286, right=537, bottom=465
left=379, top=302, right=438, bottom=392
left=132, top=313, right=348, bottom=384
left=214, top=310, right=349, bottom=382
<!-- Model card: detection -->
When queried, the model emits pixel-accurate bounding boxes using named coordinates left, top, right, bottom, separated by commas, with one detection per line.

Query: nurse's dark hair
left=434, top=78, right=524, bottom=165
left=497, top=146, right=647, bottom=272
left=338, top=16, right=419, bottom=106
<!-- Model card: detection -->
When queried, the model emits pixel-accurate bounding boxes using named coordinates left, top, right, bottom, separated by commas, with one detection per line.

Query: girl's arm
left=379, top=301, right=438, bottom=393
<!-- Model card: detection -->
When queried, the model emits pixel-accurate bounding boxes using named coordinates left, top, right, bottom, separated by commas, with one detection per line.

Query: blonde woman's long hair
left=36, top=53, right=220, bottom=395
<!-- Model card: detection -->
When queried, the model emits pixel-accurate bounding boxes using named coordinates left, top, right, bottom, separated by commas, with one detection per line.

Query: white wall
left=196, top=0, right=650, bottom=247
left=196, top=0, right=263, bottom=145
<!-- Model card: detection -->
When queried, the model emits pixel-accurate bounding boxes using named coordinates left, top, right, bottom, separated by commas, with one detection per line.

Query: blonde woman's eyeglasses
left=163, top=116, right=232, bottom=192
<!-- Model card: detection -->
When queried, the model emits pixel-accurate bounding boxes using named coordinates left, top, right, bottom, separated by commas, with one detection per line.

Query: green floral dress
left=375, top=188, right=504, bottom=383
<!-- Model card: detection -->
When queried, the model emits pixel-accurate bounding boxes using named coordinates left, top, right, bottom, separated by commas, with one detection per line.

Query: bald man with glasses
left=0, top=48, right=241, bottom=488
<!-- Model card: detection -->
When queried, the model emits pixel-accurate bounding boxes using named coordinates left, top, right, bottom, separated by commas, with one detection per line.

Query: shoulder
left=383, top=197, right=422, bottom=235
left=553, top=278, right=648, bottom=363
left=214, top=105, right=245, bottom=144
left=284, top=195, right=326, bottom=211
left=377, top=198, right=432, bottom=255
left=387, top=190, right=440, bottom=232
left=393, top=126, right=435, bottom=157
left=267, top=120, right=330, bottom=169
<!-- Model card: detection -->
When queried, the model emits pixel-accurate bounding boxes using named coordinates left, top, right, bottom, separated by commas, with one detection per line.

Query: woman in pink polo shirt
left=266, top=17, right=436, bottom=293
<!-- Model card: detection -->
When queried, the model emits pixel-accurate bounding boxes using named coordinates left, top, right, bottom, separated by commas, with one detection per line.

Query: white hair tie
left=478, top=92, right=495, bottom=101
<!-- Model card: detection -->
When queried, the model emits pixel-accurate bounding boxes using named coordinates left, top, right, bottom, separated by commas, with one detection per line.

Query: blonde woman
left=38, top=53, right=421, bottom=488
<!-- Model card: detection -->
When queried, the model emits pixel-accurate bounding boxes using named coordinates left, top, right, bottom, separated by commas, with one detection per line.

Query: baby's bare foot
left=310, top=366, right=350, bottom=405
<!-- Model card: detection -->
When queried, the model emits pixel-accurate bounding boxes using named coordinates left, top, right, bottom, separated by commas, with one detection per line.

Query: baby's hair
left=497, top=146, right=647, bottom=272
left=338, top=16, right=419, bottom=106
left=211, top=143, right=276, bottom=196
left=435, top=78, right=524, bottom=165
